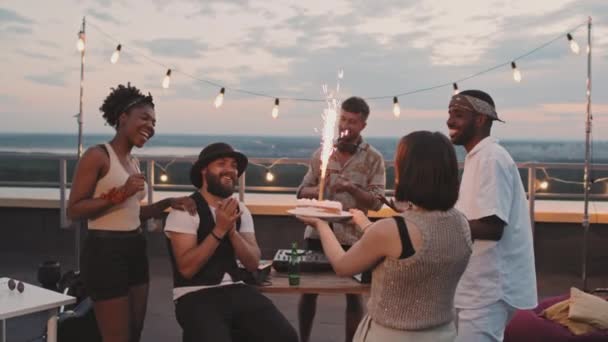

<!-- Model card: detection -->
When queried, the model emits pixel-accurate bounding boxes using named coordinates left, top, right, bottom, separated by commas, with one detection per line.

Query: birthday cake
left=296, top=199, right=343, bottom=215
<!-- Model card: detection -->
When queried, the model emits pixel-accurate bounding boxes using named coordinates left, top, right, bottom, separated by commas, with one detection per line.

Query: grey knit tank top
left=367, top=208, right=472, bottom=330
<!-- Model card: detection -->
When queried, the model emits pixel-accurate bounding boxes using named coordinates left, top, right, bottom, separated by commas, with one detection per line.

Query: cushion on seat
left=505, top=294, right=608, bottom=342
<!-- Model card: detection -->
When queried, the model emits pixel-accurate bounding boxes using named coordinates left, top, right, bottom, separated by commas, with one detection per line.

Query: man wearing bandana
left=447, top=90, right=537, bottom=342
left=297, top=96, right=386, bottom=342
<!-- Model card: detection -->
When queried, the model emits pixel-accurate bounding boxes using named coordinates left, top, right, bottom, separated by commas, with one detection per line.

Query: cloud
left=0, top=8, right=32, bottom=24
left=353, top=0, right=579, bottom=66
left=36, top=39, right=60, bottom=49
left=188, top=0, right=252, bottom=17
left=16, top=49, right=58, bottom=61
left=0, top=8, right=33, bottom=38
left=86, top=8, right=122, bottom=25
left=2, top=25, right=31, bottom=34
left=94, top=0, right=113, bottom=8
left=25, top=70, right=70, bottom=87
left=0, top=94, right=18, bottom=105
left=135, top=38, right=208, bottom=59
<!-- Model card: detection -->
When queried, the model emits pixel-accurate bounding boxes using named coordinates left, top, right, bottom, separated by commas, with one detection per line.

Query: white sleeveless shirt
left=88, top=143, right=147, bottom=231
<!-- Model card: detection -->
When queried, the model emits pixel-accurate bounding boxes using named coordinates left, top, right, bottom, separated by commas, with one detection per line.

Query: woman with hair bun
left=68, top=83, right=195, bottom=342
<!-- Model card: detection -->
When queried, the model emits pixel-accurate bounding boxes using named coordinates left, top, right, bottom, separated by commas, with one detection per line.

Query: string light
left=248, top=158, right=291, bottom=183
left=110, top=44, right=121, bottom=64
left=162, top=69, right=172, bottom=89
left=160, top=172, right=168, bottom=183
left=392, top=96, right=400, bottom=118
left=567, top=33, right=580, bottom=54
left=272, top=98, right=279, bottom=119
left=265, top=170, right=275, bottom=182
left=214, top=87, right=225, bottom=108
left=538, top=168, right=608, bottom=190
left=76, top=31, right=85, bottom=52
left=539, top=180, right=549, bottom=190
left=452, top=83, right=459, bottom=95
left=511, top=61, right=522, bottom=82
left=84, top=19, right=587, bottom=107
left=154, top=160, right=175, bottom=184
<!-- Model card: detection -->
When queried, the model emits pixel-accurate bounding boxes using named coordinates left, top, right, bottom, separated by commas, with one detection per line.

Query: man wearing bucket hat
left=447, top=90, right=537, bottom=342
left=164, top=142, right=298, bottom=342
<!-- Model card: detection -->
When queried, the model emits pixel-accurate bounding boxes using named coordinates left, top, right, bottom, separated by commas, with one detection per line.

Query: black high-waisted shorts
left=82, top=228, right=149, bottom=301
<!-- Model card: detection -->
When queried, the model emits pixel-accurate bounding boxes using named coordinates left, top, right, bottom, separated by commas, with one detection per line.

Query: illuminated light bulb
left=392, top=96, right=401, bottom=118
left=567, top=33, right=580, bottom=54
left=539, top=181, right=549, bottom=190
left=511, top=61, right=522, bottom=83
left=272, top=98, right=279, bottom=119
left=162, top=69, right=172, bottom=89
left=110, top=44, right=122, bottom=64
left=452, top=82, right=459, bottom=95
left=160, top=172, right=168, bottom=183
left=76, top=31, right=85, bottom=52
left=265, top=170, right=275, bottom=182
left=214, top=87, right=225, bottom=108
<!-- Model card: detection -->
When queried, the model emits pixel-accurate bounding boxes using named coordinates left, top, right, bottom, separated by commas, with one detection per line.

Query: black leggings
left=175, top=284, right=298, bottom=342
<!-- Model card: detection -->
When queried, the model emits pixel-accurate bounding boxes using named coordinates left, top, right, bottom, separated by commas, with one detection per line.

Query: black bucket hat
left=190, top=142, right=248, bottom=188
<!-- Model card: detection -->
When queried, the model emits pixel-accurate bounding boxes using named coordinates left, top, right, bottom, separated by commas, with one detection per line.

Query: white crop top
left=88, top=143, right=147, bottom=231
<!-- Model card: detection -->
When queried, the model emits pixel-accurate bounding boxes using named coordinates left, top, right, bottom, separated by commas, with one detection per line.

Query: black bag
left=232, top=263, right=272, bottom=286
left=56, top=271, right=102, bottom=342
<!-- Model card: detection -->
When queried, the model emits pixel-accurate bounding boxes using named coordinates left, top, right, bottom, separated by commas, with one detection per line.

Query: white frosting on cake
left=296, top=199, right=343, bottom=214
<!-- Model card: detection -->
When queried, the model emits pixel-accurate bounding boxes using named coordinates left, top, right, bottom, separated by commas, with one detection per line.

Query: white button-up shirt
left=455, top=137, right=537, bottom=309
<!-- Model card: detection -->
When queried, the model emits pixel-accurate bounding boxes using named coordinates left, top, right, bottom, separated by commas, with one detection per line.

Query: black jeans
left=175, top=284, right=298, bottom=342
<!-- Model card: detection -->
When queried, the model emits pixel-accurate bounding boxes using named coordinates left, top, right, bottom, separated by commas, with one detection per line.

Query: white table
left=0, top=277, right=75, bottom=342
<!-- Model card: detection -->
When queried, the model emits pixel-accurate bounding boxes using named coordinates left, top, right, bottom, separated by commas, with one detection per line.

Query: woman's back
left=367, top=208, right=472, bottom=330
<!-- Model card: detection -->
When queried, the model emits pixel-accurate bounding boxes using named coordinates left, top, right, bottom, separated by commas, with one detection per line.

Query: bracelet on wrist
left=99, top=187, right=128, bottom=205
left=210, top=230, right=224, bottom=242
left=362, top=222, right=373, bottom=231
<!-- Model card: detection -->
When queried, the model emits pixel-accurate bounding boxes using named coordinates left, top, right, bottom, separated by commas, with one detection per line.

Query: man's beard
left=205, top=171, right=236, bottom=198
left=336, top=131, right=360, bottom=153
left=451, top=123, right=476, bottom=146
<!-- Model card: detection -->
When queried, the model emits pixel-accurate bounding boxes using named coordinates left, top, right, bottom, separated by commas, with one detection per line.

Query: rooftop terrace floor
left=3, top=248, right=608, bottom=342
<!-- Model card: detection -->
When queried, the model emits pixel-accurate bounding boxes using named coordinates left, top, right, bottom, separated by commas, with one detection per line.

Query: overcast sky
left=1, top=0, right=607, bottom=139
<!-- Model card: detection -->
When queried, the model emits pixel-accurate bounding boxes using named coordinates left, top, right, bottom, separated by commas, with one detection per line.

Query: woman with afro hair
left=68, top=83, right=196, bottom=342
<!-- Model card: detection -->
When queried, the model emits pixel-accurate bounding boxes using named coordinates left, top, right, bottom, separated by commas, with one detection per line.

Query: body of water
left=0, top=133, right=607, bottom=162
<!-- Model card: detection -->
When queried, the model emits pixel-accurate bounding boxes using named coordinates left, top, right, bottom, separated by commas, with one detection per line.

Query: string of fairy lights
left=79, top=19, right=587, bottom=119
left=76, top=18, right=605, bottom=192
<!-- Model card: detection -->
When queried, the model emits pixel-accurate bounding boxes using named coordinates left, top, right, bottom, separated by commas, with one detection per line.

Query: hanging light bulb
left=265, top=170, right=275, bottom=182
left=76, top=31, right=85, bottom=52
left=110, top=44, right=122, bottom=64
left=511, top=61, right=522, bottom=83
left=539, top=180, right=549, bottom=191
left=566, top=33, right=580, bottom=54
left=272, top=98, right=279, bottom=119
left=160, top=172, right=169, bottom=183
left=162, top=69, right=172, bottom=89
left=214, top=87, right=225, bottom=108
left=452, top=83, right=459, bottom=95
left=392, top=96, right=401, bottom=118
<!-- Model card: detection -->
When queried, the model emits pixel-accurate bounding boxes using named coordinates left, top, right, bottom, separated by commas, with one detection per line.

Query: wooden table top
left=257, top=270, right=370, bottom=295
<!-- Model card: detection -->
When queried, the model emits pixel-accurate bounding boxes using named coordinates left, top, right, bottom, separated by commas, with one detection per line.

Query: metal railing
left=1, top=152, right=608, bottom=232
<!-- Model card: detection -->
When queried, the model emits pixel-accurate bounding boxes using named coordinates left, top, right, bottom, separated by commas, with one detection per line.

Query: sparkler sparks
left=318, top=69, right=343, bottom=200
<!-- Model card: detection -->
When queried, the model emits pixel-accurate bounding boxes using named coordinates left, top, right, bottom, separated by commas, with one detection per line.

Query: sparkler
left=318, top=69, right=343, bottom=200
